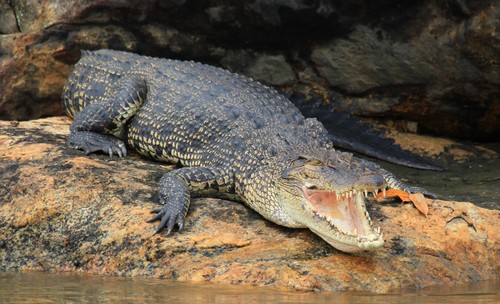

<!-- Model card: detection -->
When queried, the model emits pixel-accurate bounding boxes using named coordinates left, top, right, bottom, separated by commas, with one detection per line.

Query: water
left=374, top=143, right=500, bottom=210
left=0, top=272, right=498, bottom=304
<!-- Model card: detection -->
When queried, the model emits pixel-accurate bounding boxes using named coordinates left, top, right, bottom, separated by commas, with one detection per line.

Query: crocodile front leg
left=68, top=75, right=147, bottom=157
left=148, top=167, right=235, bottom=235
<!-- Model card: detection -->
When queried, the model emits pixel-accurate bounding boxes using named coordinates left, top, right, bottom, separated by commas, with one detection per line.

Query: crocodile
left=62, top=49, right=436, bottom=253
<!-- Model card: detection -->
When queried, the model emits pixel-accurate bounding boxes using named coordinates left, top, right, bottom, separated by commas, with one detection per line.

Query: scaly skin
left=62, top=49, right=436, bottom=253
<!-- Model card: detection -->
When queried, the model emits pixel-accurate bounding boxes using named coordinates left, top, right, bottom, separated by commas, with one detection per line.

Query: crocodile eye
left=305, top=184, right=318, bottom=190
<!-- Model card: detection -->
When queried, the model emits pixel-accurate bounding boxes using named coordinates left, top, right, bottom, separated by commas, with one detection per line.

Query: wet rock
left=0, top=117, right=498, bottom=292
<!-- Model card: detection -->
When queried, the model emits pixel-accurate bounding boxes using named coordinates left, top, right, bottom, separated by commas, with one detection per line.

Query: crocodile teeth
left=382, top=188, right=387, bottom=197
left=364, top=189, right=368, bottom=197
left=365, top=210, right=372, bottom=224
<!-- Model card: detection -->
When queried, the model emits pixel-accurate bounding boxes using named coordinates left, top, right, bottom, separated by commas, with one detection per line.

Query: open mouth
left=302, top=186, right=385, bottom=252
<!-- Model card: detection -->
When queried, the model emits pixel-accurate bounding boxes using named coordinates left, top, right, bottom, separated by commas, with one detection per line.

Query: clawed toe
left=69, top=131, right=127, bottom=158
left=146, top=212, right=162, bottom=223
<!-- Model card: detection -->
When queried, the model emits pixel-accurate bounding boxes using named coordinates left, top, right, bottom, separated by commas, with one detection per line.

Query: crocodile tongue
left=303, top=187, right=368, bottom=237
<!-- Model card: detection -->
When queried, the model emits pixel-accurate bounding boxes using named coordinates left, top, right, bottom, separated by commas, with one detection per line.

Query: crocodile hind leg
left=68, top=75, right=147, bottom=157
left=147, top=167, right=235, bottom=235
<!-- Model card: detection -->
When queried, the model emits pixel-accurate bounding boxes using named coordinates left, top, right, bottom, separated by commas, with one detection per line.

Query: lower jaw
left=311, top=229, right=384, bottom=253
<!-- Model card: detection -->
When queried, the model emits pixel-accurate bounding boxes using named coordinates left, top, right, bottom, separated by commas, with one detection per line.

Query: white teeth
left=382, top=188, right=387, bottom=197
left=377, top=227, right=381, bottom=234
left=364, top=189, right=368, bottom=197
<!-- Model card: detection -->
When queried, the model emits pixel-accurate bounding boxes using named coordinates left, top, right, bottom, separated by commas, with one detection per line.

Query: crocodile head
left=278, top=154, right=386, bottom=252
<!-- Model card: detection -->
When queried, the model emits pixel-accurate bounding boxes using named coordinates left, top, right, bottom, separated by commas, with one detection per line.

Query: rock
left=221, top=51, right=297, bottom=86
left=0, top=2, right=19, bottom=34
left=311, top=25, right=477, bottom=94
left=0, top=117, right=498, bottom=292
left=0, top=30, right=72, bottom=119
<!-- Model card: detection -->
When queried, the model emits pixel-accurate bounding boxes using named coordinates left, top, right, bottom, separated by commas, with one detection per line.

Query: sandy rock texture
left=0, top=117, right=498, bottom=292
left=0, top=0, right=498, bottom=141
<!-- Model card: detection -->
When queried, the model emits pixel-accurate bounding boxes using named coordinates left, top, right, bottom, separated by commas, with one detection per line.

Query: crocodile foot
left=68, top=131, right=127, bottom=157
left=147, top=205, right=185, bottom=235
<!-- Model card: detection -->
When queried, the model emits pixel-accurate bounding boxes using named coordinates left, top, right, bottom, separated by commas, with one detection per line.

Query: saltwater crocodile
left=62, top=49, right=436, bottom=253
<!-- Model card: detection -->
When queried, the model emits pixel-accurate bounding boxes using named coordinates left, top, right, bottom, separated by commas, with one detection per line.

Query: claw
left=177, top=217, right=184, bottom=231
left=157, top=214, right=169, bottom=233
left=119, top=143, right=127, bottom=157
left=146, top=213, right=161, bottom=223
left=153, top=226, right=162, bottom=235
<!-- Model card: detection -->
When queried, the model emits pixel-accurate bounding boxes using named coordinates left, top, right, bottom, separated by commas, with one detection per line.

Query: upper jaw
left=302, top=186, right=385, bottom=252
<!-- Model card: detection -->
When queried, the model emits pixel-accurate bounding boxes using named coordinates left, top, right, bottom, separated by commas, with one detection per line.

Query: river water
left=374, top=143, right=500, bottom=210
left=0, top=272, right=498, bottom=304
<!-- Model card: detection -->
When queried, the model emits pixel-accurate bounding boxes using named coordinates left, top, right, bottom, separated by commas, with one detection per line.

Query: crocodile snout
left=353, top=173, right=387, bottom=191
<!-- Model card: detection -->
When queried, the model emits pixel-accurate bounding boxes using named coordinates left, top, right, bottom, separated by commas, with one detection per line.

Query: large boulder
left=0, top=117, right=498, bottom=292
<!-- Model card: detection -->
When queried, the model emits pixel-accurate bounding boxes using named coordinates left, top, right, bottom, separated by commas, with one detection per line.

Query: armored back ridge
left=63, top=49, right=436, bottom=253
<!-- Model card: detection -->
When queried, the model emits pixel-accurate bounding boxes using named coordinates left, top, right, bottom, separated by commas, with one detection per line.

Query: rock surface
left=0, top=0, right=498, bottom=140
left=0, top=117, right=498, bottom=292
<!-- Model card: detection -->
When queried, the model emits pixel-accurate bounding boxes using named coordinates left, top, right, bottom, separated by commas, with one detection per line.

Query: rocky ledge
left=0, top=117, right=498, bottom=292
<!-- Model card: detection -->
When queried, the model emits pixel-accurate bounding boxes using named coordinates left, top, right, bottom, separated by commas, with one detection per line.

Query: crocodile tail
left=291, top=96, right=443, bottom=171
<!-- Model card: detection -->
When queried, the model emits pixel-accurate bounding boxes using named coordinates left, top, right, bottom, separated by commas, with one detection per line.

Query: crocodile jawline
left=303, top=187, right=383, bottom=252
